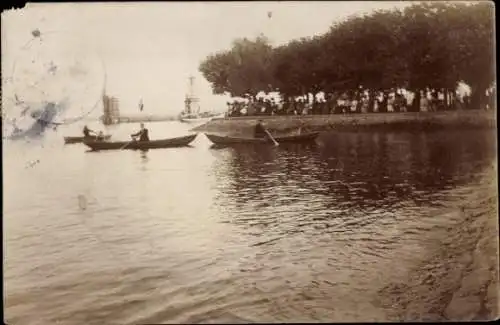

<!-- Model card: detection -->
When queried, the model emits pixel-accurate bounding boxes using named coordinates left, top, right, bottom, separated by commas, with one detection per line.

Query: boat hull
left=84, top=134, right=197, bottom=151
left=64, top=135, right=112, bottom=144
left=204, top=132, right=320, bottom=145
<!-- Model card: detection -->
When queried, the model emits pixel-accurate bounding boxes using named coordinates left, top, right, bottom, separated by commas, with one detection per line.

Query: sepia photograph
left=1, top=1, right=498, bottom=324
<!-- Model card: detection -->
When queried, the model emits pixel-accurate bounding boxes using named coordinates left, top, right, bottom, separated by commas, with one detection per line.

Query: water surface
left=3, top=122, right=496, bottom=324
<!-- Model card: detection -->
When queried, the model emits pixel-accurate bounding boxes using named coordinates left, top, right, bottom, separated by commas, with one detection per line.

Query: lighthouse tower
left=184, top=75, right=200, bottom=116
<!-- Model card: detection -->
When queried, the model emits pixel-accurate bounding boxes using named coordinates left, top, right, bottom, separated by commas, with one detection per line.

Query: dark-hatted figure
left=131, top=123, right=150, bottom=141
left=83, top=125, right=95, bottom=138
left=254, top=119, right=267, bottom=138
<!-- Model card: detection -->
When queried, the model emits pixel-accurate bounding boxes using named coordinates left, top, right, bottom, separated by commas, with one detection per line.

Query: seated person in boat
left=131, top=123, right=150, bottom=141
left=96, top=131, right=105, bottom=141
left=254, top=120, right=267, bottom=138
left=83, top=125, right=95, bottom=137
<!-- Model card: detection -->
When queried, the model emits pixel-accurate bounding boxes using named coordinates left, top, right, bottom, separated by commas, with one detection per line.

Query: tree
left=199, top=51, right=236, bottom=95
left=199, top=35, right=274, bottom=98
left=449, top=2, right=495, bottom=109
left=199, top=2, right=494, bottom=111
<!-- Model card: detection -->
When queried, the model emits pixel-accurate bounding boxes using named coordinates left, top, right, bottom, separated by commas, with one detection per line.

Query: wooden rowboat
left=64, top=135, right=112, bottom=144
left=204, top=132, right=320, bottom=145
left=83, top=133, right=197, bottom=151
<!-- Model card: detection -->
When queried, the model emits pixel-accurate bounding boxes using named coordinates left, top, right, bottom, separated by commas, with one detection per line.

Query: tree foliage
left=199, top=35, right=273, bottom=97
left=199, top=2, right=495, bottom=108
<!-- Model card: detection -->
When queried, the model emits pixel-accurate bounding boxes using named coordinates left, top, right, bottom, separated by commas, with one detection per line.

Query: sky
left=2, top=1, right=411, bottom=118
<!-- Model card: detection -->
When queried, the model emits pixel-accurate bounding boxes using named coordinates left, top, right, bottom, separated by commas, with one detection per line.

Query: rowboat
left=83, top=133, right=197, bottom=151
left=204, top=132, right=320, bottom=145
left=64, top=135, right=112, bottom=144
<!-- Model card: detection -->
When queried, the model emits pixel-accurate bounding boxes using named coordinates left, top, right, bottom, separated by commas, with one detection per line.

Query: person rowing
left=131, top=123, right=150, bottom=141
left=254, top=119, right=279, bottom=146
left=254, top=119, right=267, bottom=138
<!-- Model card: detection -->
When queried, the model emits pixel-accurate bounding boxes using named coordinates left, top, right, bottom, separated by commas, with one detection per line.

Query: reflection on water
left=2, top=124, right=497, bottom=324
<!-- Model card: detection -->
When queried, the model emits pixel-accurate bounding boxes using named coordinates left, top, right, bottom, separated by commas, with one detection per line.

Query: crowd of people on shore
left=225, top=88, right=495, bottom=118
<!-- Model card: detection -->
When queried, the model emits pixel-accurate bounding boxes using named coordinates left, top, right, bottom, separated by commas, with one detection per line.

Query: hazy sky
left=2, top=1, right=410, bottom=117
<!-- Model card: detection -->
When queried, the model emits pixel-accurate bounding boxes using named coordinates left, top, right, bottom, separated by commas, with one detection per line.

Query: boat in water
left=204, top=132, right=320, bottom=146
left=64, top=135, right=112, bottom=144
left=83, top=134, right=197, bottom=151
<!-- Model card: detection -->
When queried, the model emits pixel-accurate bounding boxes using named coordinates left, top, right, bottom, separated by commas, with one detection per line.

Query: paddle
left=264, top=129, right=279, bottom=146
left=120, top=136, right=137, bottom=150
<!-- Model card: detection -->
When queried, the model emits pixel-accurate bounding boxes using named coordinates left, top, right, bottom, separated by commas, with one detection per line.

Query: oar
left=120, top=136, right=136, bottom=150
left=264, top=129, right=279, bottom=146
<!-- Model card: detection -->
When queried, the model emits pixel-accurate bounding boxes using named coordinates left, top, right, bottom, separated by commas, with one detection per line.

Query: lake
left=2, top=121, right=497, bottom=324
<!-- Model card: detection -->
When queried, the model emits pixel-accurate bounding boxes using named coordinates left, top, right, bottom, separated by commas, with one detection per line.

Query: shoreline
left=191, top=110, right=496, bottom=135
left=378, top=164, right=499, bottom=321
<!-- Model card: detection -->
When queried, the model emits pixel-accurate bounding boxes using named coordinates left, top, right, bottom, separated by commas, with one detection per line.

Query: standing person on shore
left=226, top=102, right=232, bottom=116
left=395, top=92, right=405, bottom=112
left=247, top=101, right=256, bottom=116
left=240, top=106, right=248, bottom=116
left=421, top=91, right=429, bottom=112
left=387, top=93, right=395, bottom=112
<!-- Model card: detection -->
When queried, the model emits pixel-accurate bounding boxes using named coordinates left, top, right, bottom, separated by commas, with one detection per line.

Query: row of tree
left=199, top=2, right=495, bottom=112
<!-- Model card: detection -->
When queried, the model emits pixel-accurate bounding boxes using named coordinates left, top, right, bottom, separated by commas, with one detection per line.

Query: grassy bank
left=191, top=110, right=496, bottom=135
left=378, top=164, right=499, bottom=321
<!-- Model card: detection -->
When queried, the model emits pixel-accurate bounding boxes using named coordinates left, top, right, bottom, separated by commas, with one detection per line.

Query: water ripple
left=3, top=127, right=496, bottom=323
